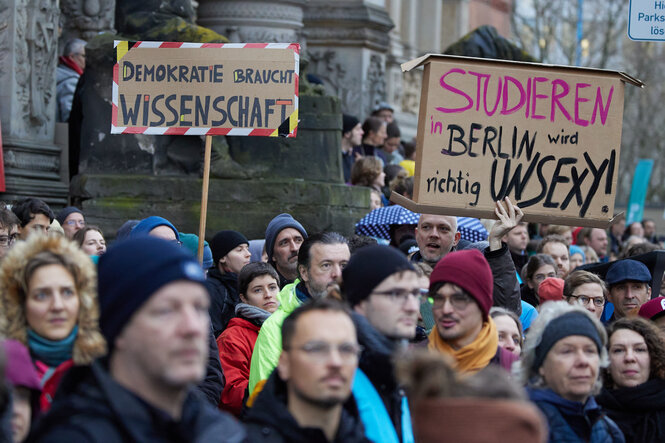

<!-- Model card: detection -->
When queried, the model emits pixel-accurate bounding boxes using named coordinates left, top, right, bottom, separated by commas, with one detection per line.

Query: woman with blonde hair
left=0, top=235, right=105, bottom=411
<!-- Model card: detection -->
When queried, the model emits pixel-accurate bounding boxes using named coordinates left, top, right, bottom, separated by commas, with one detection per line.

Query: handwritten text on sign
left=111, top=42, right=299, bottom=136
left=409, top=56, right=633, bottom=222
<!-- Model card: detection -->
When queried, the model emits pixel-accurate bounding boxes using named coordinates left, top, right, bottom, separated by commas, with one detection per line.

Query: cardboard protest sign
left=111, top=41, right=300, bottom=137
left=396, top=54, right=643, bottom=227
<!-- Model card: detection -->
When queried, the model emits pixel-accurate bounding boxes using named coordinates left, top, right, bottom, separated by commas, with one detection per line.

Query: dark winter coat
left=26, top=360, right=245, bottom=443
left=244, top=371, right=369, bottom=443
left=596, top=379, right=665, bottom=443
left=195, top=323, right=225, bottom=406
left=528, top=388, right=624, bottom=443
left=205, top=268, right=241, bottom=337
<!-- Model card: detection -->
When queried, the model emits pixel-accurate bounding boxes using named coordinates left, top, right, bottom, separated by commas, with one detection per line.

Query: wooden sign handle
left=198, top=135, right=212, bottom=264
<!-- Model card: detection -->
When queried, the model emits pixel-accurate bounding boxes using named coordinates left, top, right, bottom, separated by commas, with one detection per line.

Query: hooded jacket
left=249, top=280, right=307, bottom=393
left=0, top=235, right=106, bottom=411
left=205, top=268, right=241, bottom=337
left=26, top=360, right=245, bottom=443
left=596, top=379, right=665, bottom=443
left=528, top=388, right=624, bottom=443
left=217, top=303, right=271, bottom=416
left=244, top=371, right=370, bottom=443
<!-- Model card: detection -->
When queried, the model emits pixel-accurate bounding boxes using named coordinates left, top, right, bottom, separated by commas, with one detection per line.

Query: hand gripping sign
left=394, top=54, right=644, bottom=228
left=111, top=41, right=300, bottom=137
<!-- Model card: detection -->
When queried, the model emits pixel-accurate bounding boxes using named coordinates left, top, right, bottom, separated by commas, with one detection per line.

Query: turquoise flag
left=626, top=159, right=654, bottom=225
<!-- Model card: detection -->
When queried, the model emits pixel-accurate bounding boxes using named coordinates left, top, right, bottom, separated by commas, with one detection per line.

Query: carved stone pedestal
left=0, top=0, right=68, bottom=206
left=303, top=1, right=393, bottom=119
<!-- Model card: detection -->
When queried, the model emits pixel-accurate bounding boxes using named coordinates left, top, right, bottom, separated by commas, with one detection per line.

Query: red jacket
left=34, top=358, right=74, bottom=412
left=217, top=317, right=260, bottom=416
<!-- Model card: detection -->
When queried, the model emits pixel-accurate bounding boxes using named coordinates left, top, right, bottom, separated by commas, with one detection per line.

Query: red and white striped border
left=111, top=41, right=299, bottom=137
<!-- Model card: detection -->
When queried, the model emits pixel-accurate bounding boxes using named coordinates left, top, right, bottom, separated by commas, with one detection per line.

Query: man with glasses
left=342, top=244, right=419, bottom=442
left=245, top=298, right=367, bottom=441
left=249, top=232, right=350, bottom=393
left=56, top=206, right=86, bottom=239
left=427, top=248, right=518, bottom=373
left=605, top=259, right=652, bottom=321
left=0, top=205, right=20, bottom=260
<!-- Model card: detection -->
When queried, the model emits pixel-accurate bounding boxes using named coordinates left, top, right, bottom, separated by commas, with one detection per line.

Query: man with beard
left=249, top=232, right=350, bottom=393
left=245, top=298, right=368, bottom=442
left=427, top=249, right=519, bottom=373
left=411, top=198, right=524, bottom=314
left=265, top=213, right=308, bottom=288
left=28, top=237, right=245, bottom=442
left=606, top=259, right=652, bottom=321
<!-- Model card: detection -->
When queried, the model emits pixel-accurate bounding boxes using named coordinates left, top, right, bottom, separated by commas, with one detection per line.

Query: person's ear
left=277, top=351, right=290, bottom=381
left=452, top=231, right=461, bottom=247
left=354, top=300, right=368, bottom=316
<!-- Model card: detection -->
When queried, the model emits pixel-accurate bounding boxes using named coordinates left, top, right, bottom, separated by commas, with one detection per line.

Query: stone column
left=0, top=0, right=68, bottom=205
left=197, top=0, right=305, bottom=44
left=303, top=0, right=394, bottom=119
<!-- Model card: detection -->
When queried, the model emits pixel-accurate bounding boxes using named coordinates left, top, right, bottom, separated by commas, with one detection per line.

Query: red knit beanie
left=430, top=249, right=493, bottom=318
left=538, top=277, right=564, bottom=304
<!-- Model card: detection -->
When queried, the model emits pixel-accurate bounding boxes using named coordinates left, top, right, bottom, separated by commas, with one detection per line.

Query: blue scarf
left=27, top=326, right=78, bottom=367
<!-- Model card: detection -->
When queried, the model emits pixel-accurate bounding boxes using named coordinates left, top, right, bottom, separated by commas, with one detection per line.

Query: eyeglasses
left=371, top=288, right=427, bottom=305
left=533, top=272, right=557, bottom=283
left=0, top=233, right=19, bottom=247
left=64, top=220, right=86, bottom=227
left=287, top=341, right=363, bottom=363
left=431, top=292, right=474, bottom=310
left=569, top=295, right=605, bottom=307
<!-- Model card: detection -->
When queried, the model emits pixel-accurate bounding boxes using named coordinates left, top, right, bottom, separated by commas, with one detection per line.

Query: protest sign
left=395, top=54, right=643, bottom=227
left=111, top=41, right=300, bottom=137
left=111, top=40, right=300, bottom=262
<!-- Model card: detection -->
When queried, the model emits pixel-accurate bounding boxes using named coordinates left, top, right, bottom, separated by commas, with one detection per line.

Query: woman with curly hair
left=517, top=301, right=624, bottom=442
left=0, top=235, right=106, bottom=412
left=596, top=317, right=665, bottom=442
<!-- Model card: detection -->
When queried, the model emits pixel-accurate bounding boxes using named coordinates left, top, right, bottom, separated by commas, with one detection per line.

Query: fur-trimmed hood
left=0, top=235, right=106, bottom=364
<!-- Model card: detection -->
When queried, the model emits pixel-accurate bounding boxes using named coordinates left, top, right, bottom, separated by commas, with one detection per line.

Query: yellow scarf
left=428, top=317, right=498, bottom=373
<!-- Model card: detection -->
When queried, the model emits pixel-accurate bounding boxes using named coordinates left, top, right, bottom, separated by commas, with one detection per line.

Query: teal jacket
left=248, top=280, right=303, bottom=394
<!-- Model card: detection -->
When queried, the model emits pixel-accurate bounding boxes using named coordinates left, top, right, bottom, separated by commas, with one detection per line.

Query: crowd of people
left=0, top=98, right=661, bottom=442
left=0, top=188, right=662, bottom=443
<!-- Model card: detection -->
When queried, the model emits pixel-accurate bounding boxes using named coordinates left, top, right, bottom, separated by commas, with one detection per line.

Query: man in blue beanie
left=264, top=213, right=308, bottom=288
left=28, top=237, right=245, bottom=442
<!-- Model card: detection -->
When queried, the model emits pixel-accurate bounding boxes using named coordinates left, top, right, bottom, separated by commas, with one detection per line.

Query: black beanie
left=342, top=244, right=415, bottom=306
left=209, top=230, right=249, bottom=265
left=98, top=237, right=206, bottom=349
left=342, top=114, right=360, bottom=135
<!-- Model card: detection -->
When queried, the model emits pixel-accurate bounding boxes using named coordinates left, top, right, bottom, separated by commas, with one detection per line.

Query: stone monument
left=0, top=0, right=69, bottom=206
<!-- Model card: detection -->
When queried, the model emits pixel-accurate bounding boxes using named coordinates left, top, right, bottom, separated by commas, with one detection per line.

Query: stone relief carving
left=365, top=53, right=386, bottom=116
left=308, top=49, right=361, bottom=115
left=0, top=0, right=9, bottom=82
left=60, top=0, right=115, bottom=40
left=13, top=0, right=58, bottom=139
left=401, top=69, right=421, bottom=115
